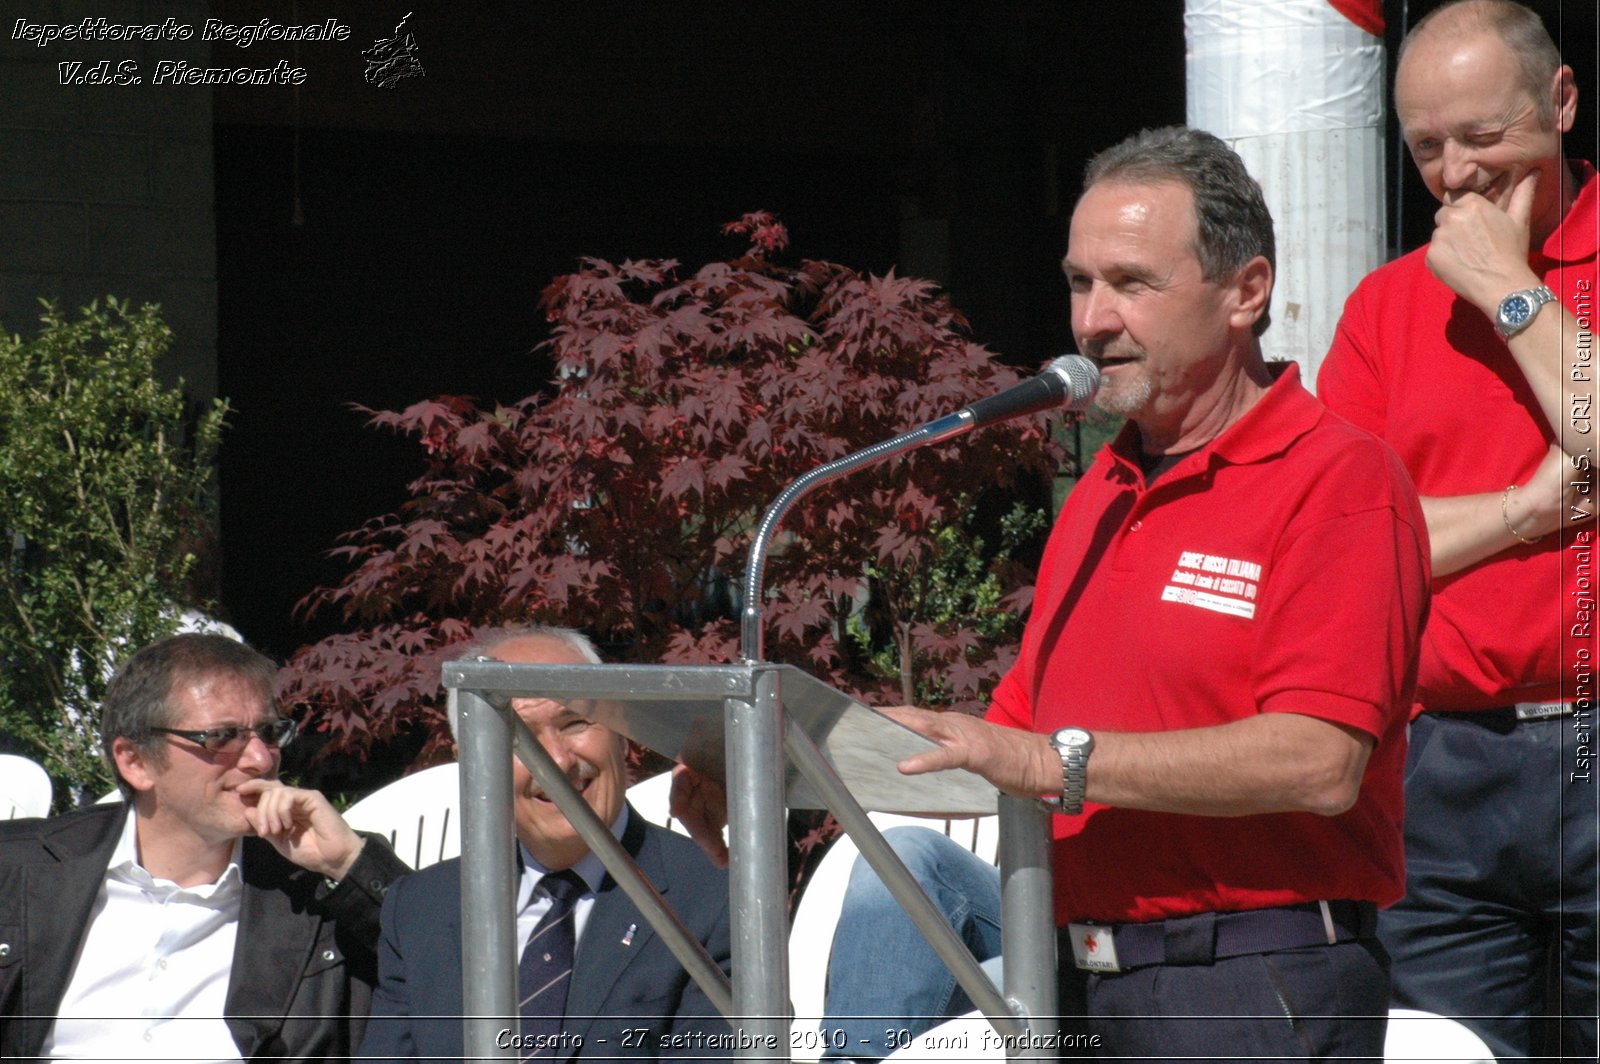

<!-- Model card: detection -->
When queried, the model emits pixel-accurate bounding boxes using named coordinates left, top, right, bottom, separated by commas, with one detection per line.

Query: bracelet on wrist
left=1501, top=484, right=1544, bottom=545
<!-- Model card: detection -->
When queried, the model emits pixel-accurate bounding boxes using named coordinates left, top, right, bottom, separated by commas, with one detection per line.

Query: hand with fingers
left=668, top=763, right=730, bottom=868
left=879, top=705, right=1060, bottom=800
left=239, top=778, right=366, bottom=881
left=1426, top=170, right=1542, bottom=315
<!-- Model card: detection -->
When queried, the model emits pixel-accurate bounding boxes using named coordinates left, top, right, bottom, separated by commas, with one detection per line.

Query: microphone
left=955, top=354, right=1100, bottom=430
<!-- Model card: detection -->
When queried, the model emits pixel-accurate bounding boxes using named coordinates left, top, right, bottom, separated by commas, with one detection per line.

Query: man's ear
left=1552, top=65, right=1577, bottom=134
left=112, top=736, right=158, bottom=795
left=1229, top=255, right=1273, bottom=332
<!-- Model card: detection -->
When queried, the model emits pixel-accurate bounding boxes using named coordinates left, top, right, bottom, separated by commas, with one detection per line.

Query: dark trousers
left=1054, top=929, right=1390, bottom=1061
left=1379, top=710, right=1598, bottom=1061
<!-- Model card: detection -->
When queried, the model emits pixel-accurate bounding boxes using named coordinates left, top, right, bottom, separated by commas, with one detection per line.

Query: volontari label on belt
left=1067, top=922, right=1121, bottom=972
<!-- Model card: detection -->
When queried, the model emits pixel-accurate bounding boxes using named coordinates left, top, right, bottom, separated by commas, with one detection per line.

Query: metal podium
left=445, top=658, right=1059, bottom=1061
left=445, top=360, right=1095, bottom=1060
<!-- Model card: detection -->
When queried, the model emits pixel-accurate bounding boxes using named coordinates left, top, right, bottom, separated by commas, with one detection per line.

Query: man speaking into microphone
left=805, top=126, right=1431, bottom=1061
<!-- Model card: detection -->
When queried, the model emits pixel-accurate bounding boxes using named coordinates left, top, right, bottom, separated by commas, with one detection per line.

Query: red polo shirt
left=1319, top=162, right=1599, bottom=709
left=988, top=365, right=1429, bottom=925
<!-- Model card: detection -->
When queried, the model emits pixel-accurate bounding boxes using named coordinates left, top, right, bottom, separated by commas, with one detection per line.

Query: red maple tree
left=281, top=213, right=1068, bottom=768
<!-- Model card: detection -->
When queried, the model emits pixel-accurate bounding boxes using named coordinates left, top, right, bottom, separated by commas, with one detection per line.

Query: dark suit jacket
left=358, top=805, right=733, bottom=1062
left=0, top=801, right=409, bottom=1062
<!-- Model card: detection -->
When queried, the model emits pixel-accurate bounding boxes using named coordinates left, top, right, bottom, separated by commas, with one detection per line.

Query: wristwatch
left=1049, top=727, right=1095, bottom=815
left=1495, top=285, right=1556, bottom=338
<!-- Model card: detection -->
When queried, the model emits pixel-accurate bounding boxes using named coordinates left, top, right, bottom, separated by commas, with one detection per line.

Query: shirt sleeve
left=985, top=666, right=1032, bottom=731
left=316, top=833, right=411, bottom=966
left=1317, top=283, right=1389, bottom=437
left=1252, top=497, right=1430, bottom=742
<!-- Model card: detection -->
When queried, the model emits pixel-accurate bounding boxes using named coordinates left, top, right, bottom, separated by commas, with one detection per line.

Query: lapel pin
left=621, top=923, right=637, bottom=946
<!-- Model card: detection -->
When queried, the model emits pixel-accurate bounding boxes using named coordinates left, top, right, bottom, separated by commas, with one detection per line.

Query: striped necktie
left=517, top=869, right=586, bottom=1056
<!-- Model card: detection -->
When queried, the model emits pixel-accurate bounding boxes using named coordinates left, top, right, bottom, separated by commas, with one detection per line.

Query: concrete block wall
left=0, top=1, right=217, bottom=401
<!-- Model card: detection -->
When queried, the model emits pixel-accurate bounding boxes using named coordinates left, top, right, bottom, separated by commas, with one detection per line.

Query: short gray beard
left=1094, top=373, right=1153, bottom=418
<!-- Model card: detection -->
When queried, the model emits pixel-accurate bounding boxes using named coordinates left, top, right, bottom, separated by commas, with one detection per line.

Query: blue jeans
left=821, top=827, right=1003, bottom=1060
left=1379, top=710, right=1598, bottom=1061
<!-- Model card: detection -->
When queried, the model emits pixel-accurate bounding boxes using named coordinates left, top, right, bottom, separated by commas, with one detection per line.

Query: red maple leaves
left=281, top=216, right=1064, bottom=765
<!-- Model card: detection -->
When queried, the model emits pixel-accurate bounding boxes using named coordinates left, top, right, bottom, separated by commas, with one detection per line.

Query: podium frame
left=444, top=657, right=1059, bottom=1061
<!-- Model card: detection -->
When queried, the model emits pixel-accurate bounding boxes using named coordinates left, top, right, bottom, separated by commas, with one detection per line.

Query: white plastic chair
left=0, top=754, right=52, bottom=819
left=341, top=762, right=703, bottom=871
left=788, top=813, right=998, bottom=1062
left=343, top=762, right=462, bottom=870
left=1384, top=1007, right=1497, bottom=1063
left=624, top=769, right=690, bottom=836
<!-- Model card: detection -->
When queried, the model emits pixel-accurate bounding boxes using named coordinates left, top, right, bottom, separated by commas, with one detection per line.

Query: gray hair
left=462, top=624, right=602, bottom=665
left=101, top=633, right=279, bottom=797
left=447, top=624, right=603, bottom=738
left=1400, top=1, right=1563, bottom=125
left=1082, top=126, right=1277, bottom=337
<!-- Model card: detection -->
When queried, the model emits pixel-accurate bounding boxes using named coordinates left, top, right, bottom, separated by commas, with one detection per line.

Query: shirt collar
left=1106, top=361, right=1318, bottom=481
left=516, top=803, right=630, bottom=907
left=1538, top=159, right=1599, bottom=264
left=107, top=809, right=245, bottom=901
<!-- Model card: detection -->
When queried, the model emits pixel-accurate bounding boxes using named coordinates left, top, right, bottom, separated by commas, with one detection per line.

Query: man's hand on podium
left=669, top=763, right=730, bottom=868
left=881, top=705, right=1061, bottom=800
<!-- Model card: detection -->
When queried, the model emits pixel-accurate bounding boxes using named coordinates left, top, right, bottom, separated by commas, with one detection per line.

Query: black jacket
left=0, top=801, right=409, bottom=1062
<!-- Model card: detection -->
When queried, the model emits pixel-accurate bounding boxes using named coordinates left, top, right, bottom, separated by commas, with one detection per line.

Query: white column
left=1186, top=0, right=1386, bottom=389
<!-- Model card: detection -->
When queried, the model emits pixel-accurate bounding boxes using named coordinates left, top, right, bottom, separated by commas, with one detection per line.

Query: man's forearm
left=316, top=834, right=410, bottom=957
left=1422, top=490, right=1534, bottom=576
left=1422, top=444, right=1594, bottom=577
left=1504, top=300, right=1587, bottom=452
left=1083, top=713, right=1372, bottom=818
left=889, top=706, right=1372, bottom=820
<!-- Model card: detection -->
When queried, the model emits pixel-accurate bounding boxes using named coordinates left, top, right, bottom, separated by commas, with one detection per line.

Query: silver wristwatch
left=1495, top=285, right=1556, bottom=338
left=1049, top=727, right=1094, bottom=815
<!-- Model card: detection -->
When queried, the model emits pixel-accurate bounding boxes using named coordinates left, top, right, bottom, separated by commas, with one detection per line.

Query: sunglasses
left=149, top=718, right=298, bottom=754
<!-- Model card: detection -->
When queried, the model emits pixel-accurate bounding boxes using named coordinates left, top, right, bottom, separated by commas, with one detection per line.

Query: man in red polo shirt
left=875, top=126, right=1430, bottom=1060
left=1318, top=1, right=1597, bottom=1057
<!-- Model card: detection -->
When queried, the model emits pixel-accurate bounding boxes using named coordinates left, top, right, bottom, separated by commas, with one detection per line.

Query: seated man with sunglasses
left=0, top=632, right=410, bottom=1062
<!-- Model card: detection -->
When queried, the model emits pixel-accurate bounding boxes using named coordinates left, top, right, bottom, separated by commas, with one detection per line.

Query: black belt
left=1061, top=900, right=1378, bottom=972
left=1434, top=701, right=1575, bottom=726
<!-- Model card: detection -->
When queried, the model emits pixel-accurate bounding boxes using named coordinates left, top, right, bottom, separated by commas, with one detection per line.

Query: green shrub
left=0, top=298, right=227, bottom=807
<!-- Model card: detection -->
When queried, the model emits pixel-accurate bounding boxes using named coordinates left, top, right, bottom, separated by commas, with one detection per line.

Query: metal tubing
left=739, top=415, right=971, bottom=661
left=997, top=795, right=1058, bottom=1058
left=724, top=670, right=793, bottom=1057
left=783, top=721, right=1024, bottom=1040
left=504, top=711, right=734, bottom=1017
left=444, top=660, right=753, bottom=702
left=446, top=656, right=1056, bottom=1063
left=456, top=686, right=518, bottom=1060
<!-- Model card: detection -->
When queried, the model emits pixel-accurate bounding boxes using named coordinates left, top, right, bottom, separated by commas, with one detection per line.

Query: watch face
left=1503, top=295, right=1533, bottom=326
left=1053, top=727, right=1092, bottom=750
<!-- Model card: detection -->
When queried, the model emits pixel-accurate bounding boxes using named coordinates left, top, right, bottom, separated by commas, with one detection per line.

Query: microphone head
left=1044, top=354, right=1100, bottom=411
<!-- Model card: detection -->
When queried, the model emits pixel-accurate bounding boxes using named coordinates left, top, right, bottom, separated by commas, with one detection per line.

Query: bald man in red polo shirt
left=1319, top=2, right=1598, bottom=1057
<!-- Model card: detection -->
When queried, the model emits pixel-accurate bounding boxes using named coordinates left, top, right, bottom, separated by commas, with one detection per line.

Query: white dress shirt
left=515, top=806, right=630, bottom=956
left=41, top=812, right=245, bottom=1063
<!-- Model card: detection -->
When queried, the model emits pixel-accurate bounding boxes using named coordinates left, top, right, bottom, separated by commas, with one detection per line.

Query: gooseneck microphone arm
left=738, top=415, right=964, bottom=662
left=738, top=355, right=1099, bottom=662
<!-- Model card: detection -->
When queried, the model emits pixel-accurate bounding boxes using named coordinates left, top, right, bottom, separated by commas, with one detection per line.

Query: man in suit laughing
left=357, top=625, right=734, bottom=1062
